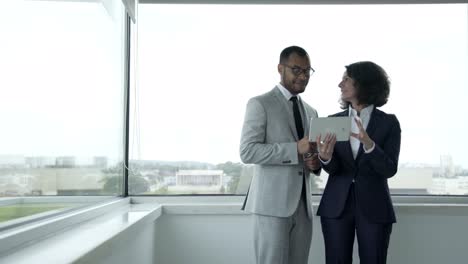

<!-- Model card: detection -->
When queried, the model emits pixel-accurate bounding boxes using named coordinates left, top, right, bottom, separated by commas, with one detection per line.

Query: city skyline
left=1, top=153, right=468, bottom=196
left=0, top=152, right=466, bottom=170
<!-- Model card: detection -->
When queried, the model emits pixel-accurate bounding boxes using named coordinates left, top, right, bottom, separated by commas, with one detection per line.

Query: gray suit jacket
left=240, top=86, right=319, bottom=219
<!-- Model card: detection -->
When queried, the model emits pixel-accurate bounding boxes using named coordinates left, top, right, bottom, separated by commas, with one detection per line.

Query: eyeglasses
left=282, top=64, right=315, bottom=77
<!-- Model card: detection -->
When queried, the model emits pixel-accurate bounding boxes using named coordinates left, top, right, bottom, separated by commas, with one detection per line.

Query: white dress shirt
left=277, top=83, right=306, bottom=132
left=319, top=105, right=375, bottom=164
left=349, top=104, right=374, bottom=159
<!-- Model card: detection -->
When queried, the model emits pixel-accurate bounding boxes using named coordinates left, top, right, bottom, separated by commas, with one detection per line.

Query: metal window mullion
left=123, top=14, right=132, bottom=197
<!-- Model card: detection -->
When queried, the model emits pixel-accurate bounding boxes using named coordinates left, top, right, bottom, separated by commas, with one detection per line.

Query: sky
left=0, top=2, right=467, bottom=168
left=0, top=1, right=125, bottom=163
left=135, top=4, right=468, bottom=167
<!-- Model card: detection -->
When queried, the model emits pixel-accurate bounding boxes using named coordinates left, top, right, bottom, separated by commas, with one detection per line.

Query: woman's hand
left=304, top=153, right=320, bottom=171
left=316, top=133, right=337, bottom=161
left=351, top=117, right=374, bottom=150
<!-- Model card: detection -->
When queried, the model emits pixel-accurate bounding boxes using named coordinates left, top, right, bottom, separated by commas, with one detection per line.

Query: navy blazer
left=317, top=108, right=401, bottom=223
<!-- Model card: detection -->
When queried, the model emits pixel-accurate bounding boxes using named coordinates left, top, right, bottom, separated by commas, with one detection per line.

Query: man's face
left=278, top=53, right=311, bottom=95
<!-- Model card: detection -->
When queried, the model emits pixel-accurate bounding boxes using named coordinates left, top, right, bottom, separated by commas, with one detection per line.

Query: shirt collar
left=349, top=104, right=374, bottom=118
left=277, top=83, right=298, bottom=101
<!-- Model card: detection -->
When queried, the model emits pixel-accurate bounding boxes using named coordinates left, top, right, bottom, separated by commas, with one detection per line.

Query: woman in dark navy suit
left=316, top=61, right=401, bottom=264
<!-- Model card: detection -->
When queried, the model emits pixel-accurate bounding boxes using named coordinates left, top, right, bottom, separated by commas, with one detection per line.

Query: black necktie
left=290, top=96, right=304, bottom=139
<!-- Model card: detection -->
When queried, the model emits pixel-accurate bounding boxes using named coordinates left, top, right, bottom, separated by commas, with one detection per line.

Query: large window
left=0, top=0, right=127, bottom=223
left=131, top=3, right=468, bottom=195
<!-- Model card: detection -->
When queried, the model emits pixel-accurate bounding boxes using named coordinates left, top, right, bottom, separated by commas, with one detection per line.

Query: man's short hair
left=279, top=46, right=308, bottom=64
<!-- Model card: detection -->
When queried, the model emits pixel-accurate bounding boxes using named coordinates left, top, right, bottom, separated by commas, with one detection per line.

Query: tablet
left=309, top=116, right=352, bottom=142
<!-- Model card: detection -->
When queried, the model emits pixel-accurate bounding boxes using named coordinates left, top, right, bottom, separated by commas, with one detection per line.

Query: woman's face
left=338, top=72, right=357, bottom=105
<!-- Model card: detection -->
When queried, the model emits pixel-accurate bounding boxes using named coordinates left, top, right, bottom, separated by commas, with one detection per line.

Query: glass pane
left=133, top=4, right=468, bottom=195
left=0, top=0, right=126, bottom=200
left=0, top=203, right=79, bottom=224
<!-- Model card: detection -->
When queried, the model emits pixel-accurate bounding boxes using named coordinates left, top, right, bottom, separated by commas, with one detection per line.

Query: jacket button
left=298, top=171, right=303, bottom=176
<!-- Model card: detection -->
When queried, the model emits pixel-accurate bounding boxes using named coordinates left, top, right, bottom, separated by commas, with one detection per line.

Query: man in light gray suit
left=240, top=46, right=320, bottom=264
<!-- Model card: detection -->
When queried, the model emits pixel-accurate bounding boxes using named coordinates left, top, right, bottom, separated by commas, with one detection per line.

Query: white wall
left=154, top=214, right=253, bottom=264
left=150, top=205, right=468, bottom=264
left=389, top=206, right=468, bottom=263
left=75, top=218, right=156, bottom=264
left=63, top=202, right=468, bottom=264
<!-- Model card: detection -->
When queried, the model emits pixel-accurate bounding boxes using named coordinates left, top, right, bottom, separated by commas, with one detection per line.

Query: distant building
left=93, top=156, right=108, bottom=168
left=440, top=154, right=455, bottom=178
left=163, top=176, right=176, bottom=186
left=427, top=154, right=468, bottom=194
left=55, top=156, right=76, bottom=168
left=175, top=170, right=224, bottom=187
left=0, top=155, right=25, bottom=168
left=430, top=176, right=468, bottom=195
left=0, top=173, right=35, bottom=196
left=388, top=167, right=434, bottom=194
left=25, top=156, right=55, bottom=168
left=32, top=168, right=105, bottom=195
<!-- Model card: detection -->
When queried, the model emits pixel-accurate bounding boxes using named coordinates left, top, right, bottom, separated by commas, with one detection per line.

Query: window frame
left=0, top=0, right=134, bottom=230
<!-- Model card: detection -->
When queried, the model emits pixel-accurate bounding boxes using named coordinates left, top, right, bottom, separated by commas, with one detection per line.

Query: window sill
left=0, top=198, right=161, bottom=263
left=132, top=195, right=468, bottom=215
left=1, top=194, right=468, bottom=263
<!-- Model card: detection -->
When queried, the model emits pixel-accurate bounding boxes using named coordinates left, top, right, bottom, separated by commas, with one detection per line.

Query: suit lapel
left=271, top=87, right=299, bottom=140
left=334, top=110, right=355, bottom=167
